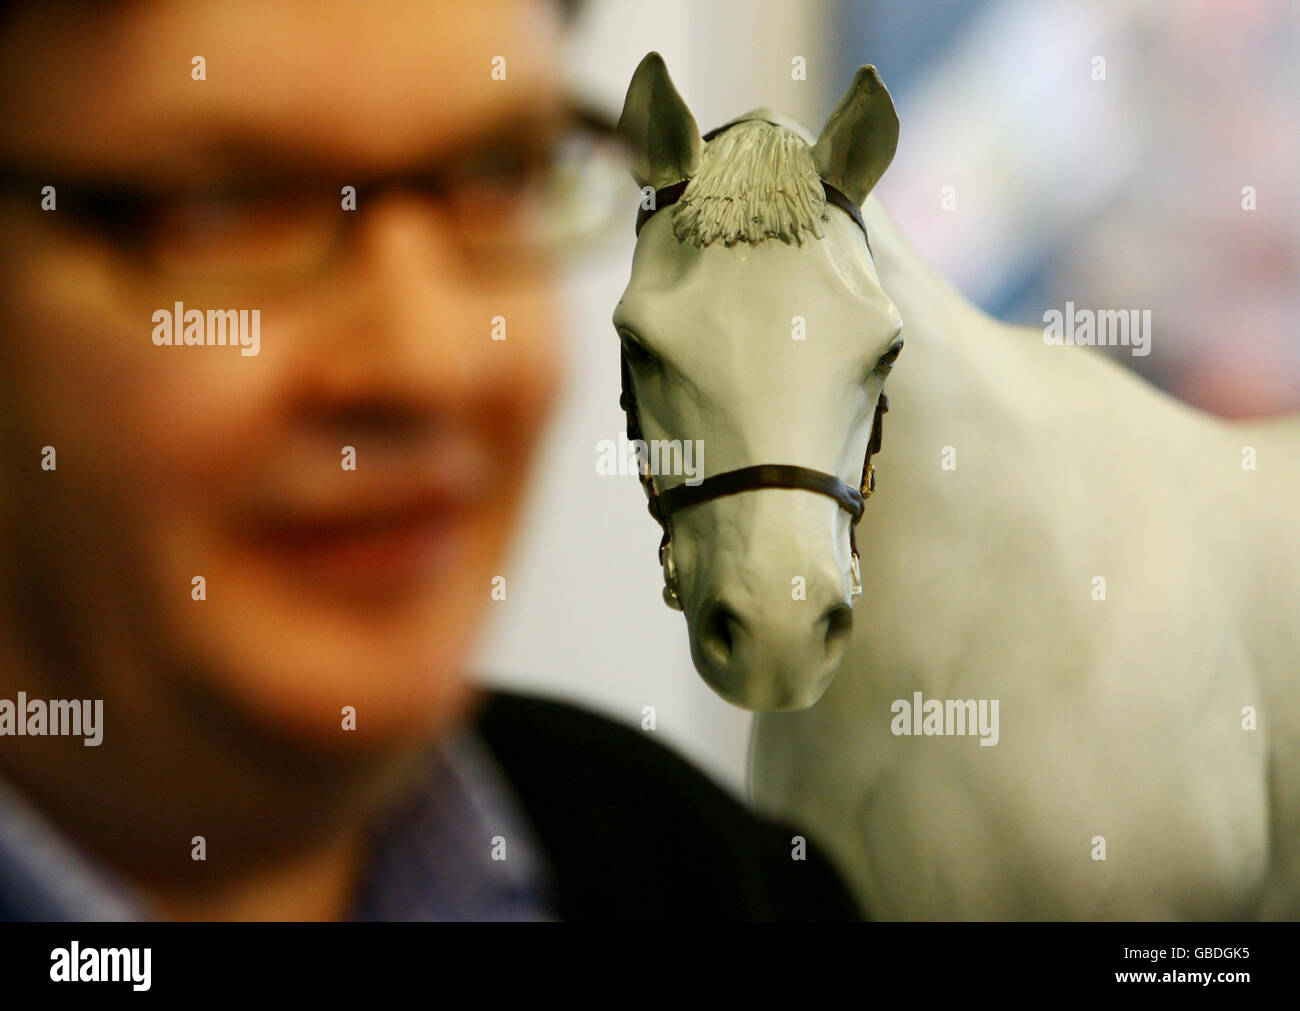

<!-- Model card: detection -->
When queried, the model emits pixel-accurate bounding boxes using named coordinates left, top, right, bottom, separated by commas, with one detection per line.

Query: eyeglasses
left=0, top=104, right=634, bottom=297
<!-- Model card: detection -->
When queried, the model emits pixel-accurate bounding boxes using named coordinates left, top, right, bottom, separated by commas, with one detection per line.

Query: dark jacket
left=475, top=689, right=864, bottom=920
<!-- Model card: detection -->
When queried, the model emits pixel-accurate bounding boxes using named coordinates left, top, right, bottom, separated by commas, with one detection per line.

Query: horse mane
left=672, top=120, right=828, bottom=248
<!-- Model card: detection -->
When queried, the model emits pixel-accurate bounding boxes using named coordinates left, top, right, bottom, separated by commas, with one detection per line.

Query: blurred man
left=0, top=0, right=860, bottom=919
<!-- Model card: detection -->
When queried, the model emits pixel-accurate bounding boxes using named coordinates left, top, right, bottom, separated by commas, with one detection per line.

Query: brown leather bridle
left=620, top=118, right=892, bottom=609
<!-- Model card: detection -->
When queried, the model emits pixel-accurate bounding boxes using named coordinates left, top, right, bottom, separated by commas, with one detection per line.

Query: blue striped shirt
left=0, top=728, right=557, bottom=921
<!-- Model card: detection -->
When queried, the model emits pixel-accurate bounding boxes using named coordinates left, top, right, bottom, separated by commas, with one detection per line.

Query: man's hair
left=671, top=120, right=828, bottom=248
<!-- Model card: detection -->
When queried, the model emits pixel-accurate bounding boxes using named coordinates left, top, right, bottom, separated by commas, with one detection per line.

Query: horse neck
left=859, top=194, right=1231, bottom=486
left=860, top=197, right=1016, bottom=441
left=856, top=197, right=1300, bottom=672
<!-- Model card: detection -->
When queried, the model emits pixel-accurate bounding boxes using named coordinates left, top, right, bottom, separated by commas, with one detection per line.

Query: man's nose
left=301, top=192, right=498, bottom=414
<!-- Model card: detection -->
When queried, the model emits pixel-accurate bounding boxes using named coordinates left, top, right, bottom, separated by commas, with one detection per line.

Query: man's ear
left=812, top=65, right=899, bottom=207
left=617, top=51, right=702, bottom=191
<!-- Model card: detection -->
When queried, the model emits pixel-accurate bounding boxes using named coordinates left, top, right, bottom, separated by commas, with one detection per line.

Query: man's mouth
left=239, top=491, right=476, bottom=598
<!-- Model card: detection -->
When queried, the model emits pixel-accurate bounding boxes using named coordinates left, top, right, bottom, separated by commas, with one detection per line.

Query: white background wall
left=471, top=0, right=835, bottom=798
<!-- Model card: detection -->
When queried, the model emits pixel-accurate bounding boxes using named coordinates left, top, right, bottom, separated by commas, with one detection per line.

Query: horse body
left=613, top=52, right=1300, bottom=919
left=749, top=198, right=1300, bottom=919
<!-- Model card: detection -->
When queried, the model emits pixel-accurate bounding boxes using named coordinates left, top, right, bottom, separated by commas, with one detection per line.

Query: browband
left=636, top=177, right=871, bottom=257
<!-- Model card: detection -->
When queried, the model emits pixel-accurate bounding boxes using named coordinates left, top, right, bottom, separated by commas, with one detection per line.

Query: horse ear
left=812, top=66, right=899, bottom=207
left=617, top=52, right=702, bottom=191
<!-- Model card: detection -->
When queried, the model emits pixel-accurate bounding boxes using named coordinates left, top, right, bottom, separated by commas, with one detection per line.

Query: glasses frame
left=0, top=102, right=632, bottom=293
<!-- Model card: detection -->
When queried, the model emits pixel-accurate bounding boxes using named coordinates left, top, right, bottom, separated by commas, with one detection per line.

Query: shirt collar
left=0, top=773, right=146, bottom=921
left=351, top=726, right=557, bottom=921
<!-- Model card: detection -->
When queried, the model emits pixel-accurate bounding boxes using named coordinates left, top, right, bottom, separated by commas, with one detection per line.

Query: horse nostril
left=701, top=601, right=741, bottom=667
left=823, top=603, right=853, bottom=661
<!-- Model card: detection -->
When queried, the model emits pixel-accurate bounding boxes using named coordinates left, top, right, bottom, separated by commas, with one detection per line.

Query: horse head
left=614, top=53, right=904, bottom=711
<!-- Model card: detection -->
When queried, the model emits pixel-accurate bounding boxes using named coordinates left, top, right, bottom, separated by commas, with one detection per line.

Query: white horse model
left=612, top=52, right=1299, bottom=919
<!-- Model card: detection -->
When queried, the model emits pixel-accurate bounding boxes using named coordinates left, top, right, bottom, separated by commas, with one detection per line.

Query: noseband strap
left=622, top=117, right=890, bottom=607
left=658, top=464, right=864, bottom=524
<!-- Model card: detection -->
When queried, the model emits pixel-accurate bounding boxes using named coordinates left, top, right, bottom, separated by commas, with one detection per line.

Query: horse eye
left=878, top=341, right=903, bottom=369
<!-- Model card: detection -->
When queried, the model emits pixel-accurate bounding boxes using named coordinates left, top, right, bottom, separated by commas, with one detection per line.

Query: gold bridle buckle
left=662, top=544, right=684, bottom=611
